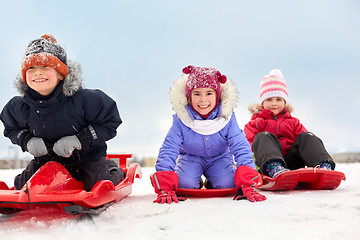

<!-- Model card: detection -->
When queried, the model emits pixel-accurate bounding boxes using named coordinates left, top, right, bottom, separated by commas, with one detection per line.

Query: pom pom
left=41, top=34, right=57, bottom=43
left=216, top=71, right=227, bottom=84
left=182, top=65, right=194, bottom=74
left=269, top=69, right=283, bottom=78
left=218, top=75, right=227, bottom=84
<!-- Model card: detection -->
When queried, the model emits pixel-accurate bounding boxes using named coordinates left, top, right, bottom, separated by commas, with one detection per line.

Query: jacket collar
left=254, top=108, right=291, bottom=120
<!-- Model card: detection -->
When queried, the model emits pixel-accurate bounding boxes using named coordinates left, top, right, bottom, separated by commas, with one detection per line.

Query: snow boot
left=266, top=161, right=290, bottom=178
left=106, top=159, right=126, bottom=180
left=320, top=162, right=332, bottom=170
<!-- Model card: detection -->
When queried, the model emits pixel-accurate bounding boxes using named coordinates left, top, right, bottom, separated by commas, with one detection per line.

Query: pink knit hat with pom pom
left=183, top=65, right=227, bottom=104
left=259, top=69, right=288, bottom=103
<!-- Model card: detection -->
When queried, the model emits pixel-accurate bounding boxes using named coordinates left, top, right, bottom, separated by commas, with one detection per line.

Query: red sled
left=0, top=154, right=141, bottom=215
left=258, top=168, right=346, bottom=191
left=176, top=187, right=238, bottom=198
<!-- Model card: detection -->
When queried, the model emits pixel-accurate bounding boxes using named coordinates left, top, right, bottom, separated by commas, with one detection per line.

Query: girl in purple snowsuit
left=150, top=65, right=266, bottom=204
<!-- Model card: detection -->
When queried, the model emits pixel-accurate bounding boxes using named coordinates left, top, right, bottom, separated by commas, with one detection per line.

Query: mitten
left=233, top=165, right=266, bottom=202
left=53, top=135, right=81, bottom=157
left=150, top=171, right=186, bottom=204
left=26, top=137, right=48, bottom=157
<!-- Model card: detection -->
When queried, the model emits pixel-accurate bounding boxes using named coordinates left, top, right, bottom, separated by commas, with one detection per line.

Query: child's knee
left=298, top=132, right=316, bottom=140
left=178, top=175, right=201, bottom=189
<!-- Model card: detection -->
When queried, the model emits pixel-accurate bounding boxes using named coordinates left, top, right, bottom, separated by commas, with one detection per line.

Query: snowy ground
left=0, top=163, right=359, bottom=240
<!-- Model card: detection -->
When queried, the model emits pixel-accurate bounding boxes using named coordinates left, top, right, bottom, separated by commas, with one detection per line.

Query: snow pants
left=252, top=132, right=335, bottom=174
left=175, top=153, right=236, bottom=189
left=14, top=156, right=125, bottom=191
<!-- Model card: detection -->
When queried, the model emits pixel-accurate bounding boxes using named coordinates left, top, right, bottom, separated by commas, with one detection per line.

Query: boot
left=266, top=161, right=290, bottom=178
left=320, top=162, right=332, bottom=170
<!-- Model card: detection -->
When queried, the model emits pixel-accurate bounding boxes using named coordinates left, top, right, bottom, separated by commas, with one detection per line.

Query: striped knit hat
left=259, top=69, right=288, bottom=103
left=21, top=34, right=68, bottom=83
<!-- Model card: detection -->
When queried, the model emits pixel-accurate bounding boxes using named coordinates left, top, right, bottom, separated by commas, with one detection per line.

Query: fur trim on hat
left=15, top=60, right=83, bottom=98
left=170, top=74, right=237, bottom=121
left=247, top=102, right=293, bottom=115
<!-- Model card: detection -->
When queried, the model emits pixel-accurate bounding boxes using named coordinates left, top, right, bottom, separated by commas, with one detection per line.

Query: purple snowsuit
left=155, top=75, right=255, bottom=189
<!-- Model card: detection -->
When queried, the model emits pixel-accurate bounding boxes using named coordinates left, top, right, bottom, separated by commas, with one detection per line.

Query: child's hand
left=53, top=135, right=81, bottom=157
left=27, top=137, right=48, bottom=157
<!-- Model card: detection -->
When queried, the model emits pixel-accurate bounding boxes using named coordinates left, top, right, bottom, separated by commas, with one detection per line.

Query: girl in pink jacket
left=244, top=69, right=335, bottom=178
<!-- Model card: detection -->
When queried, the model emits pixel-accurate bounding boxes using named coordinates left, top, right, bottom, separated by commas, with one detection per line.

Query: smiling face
left=262, top=97, right=286, bottom=116
left=25, top=65, right=64, bottom=96
left=190, top=88, right=217, bottom=116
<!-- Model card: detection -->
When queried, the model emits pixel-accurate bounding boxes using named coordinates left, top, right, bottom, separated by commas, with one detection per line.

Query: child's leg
left=252, top=132, right=287, bottom=173
left=285, top=132, right=335, bottom=170
left=175, top=157, right=204, bottom=189
left=204, top=158, right=236, bottom=189
left=14, top=159, right=41, bottom=190
left=79, top=157, right=125, bottom=191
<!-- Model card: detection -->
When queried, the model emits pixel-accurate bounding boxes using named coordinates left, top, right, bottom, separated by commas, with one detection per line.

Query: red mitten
left=233, top=165, right=266, bottom=202
left=150, top=171, right=186, bottom=204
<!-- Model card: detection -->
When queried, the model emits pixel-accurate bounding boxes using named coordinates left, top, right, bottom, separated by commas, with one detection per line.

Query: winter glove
left=233, top=165, right=266, bottom=202
left=233, top=186, right=267, bottom=202
left=26, top=137, right=48, bottom=157
left=53, top=135, right=82, bottom=158
left=150, top=171, right=186, bottom=204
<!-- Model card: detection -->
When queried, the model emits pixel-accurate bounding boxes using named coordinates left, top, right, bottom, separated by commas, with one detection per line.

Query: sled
left=258, top=168, right=346, bottom=191
left=176, top=187, right=238, bottom=198
left=0, top=154, right=141, bottom=215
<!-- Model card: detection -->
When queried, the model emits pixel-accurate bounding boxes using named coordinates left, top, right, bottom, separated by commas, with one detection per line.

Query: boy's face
left=190, top=88, right=217, bottom=116
left=26, top=65, right=64, bottom=96
left=262, top=97, right=286, bottom=116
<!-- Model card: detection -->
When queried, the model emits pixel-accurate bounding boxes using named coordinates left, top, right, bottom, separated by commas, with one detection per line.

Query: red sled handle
left=106, top=154, right=133, bottom=169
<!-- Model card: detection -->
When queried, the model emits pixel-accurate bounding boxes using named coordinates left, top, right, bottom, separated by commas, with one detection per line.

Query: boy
left=0, top=34, right=124, bottom=190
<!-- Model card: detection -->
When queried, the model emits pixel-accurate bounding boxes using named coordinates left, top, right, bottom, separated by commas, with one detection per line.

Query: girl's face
left=262, top=97, right=286, bottom=116
left=26, top=65, right=64, bottom=96
left=190, top=88, right=217, bottom=116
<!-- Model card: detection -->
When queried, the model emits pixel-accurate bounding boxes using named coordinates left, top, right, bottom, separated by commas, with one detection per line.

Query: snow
left=0, top=163, right=359, bottom=240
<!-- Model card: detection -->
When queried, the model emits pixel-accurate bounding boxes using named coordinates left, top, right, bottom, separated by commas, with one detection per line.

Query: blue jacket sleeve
left=155, top=115, right=183, bottom=172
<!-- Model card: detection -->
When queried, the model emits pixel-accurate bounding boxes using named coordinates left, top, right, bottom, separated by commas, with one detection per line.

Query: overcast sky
left=0, top=0, right=359, bottom=160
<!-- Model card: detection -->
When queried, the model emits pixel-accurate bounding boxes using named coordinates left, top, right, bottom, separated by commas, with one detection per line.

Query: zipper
left=273, top=115, right=279, bottom=135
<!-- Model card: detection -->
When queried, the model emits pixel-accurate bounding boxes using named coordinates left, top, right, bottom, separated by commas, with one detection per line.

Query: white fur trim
left=15, top=60, right=83, bottom=97
left=170, top=75, right=189, bottom=121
